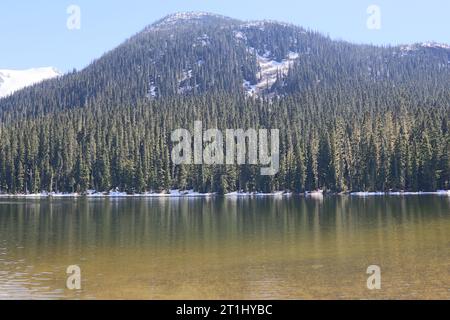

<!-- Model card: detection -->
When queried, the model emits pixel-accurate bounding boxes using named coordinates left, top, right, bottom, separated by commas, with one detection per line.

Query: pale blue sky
left=1, top=0, right=449, bottom=73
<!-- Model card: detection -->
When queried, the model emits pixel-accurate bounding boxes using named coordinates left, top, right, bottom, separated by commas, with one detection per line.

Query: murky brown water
left=0, top=196, right=449, bottom=300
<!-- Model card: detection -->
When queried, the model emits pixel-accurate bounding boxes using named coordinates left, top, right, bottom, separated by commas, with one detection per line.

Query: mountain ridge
left=1, top=12, right=449, bottom=107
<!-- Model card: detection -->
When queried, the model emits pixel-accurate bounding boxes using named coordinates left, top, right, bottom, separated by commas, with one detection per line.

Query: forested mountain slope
left=0, top=12, right=449, bottom=193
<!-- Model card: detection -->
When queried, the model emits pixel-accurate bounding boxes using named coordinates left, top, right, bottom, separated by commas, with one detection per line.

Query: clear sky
left=1, top=0, right=449, bottom=73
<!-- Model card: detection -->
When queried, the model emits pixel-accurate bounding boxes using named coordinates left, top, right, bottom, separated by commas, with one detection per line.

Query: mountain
left=1, top=12, right=450, bottom=115
left=1, top=12, right=449, bottom=116
left=0, top=67, right=60, bottom=98
left=0, top=12, right=448, bottom=194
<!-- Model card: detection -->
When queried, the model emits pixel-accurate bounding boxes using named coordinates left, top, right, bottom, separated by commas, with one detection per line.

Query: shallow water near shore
left=0, top=196, right=449, bottom=299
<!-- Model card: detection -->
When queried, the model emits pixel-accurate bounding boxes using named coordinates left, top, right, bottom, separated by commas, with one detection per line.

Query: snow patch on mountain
left=400, top=42, right=450, bottom=56
left=149, top=12, right=233, bottom=30
left=194, top=34, right=210, bottom=47
left=0, top=67, right=60, bottom=98
left=243, top=49, right=299, bottom=97
left=421, top=42, right=450, bottom=50
left=180, top=69, right=193, bottom=83
left=242, top=20, right=297, bottom=31
left=147, top=82, right=158, bottom=99
left=178, top=68, right=198, bottom=94
left=234, top=31, right=247, bottom=41
left=149, top=85, right=157, bottom=97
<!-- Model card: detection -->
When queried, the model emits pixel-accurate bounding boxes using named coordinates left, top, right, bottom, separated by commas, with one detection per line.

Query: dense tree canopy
left=0, top=14, right=449, bottom=194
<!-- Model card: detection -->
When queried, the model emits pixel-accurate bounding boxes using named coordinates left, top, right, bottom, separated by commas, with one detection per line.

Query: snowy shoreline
left=349, top=190, right=450, bottom=197
left=0, top=189, right=449, bottom=199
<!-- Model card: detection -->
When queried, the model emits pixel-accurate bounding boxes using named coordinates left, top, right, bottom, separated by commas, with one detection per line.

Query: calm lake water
left=0, top=196, right=449, bottom=300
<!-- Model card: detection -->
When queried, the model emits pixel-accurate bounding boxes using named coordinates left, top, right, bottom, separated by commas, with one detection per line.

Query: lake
left=0, top=196, right=449, bottom=299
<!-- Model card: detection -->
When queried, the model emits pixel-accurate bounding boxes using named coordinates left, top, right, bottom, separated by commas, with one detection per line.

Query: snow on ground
left=143, top=190, right=215, bottom=198
left=242, top=21, right=267, bottom=30
left=178, top=84, right=199, bottom=95
left=305, top=190, right=324, bottom=199
left=93, top=190, right=216, bottom=198
left=351, top=191, right=450, bottom=197
left=178, top=69, right=198, bottom=94
left=234, top=31, right=247, bottom=41
left=241, top=20, right=293, bottom=31
left=0, top=67, right=60, bottom=98
left=1, top=190, right=448, bottom=198
left=400, top=45, right=418, bottom=54
left=287, top=52, right=300, bottom=60
left=420, top=42, right=450, bottom=50
left=180, top=69, right=193, bottom=82
left=146, top=79, right=158, bottom=99
left=148, top=85, right=157, bottom=97
left=243, top=49, right=299, bottom=97
left=400, top=42, right=450, bottom=56
left=195, top=34, right=210, bottom=47
left=0, top=192, right=79, bottom=198
left=50, top=193, right=81, bottom=198
left=350, top=192, right=386, bottom=197
left=225, top=191, right=286, bottom=197
left=149, top=12, right=232, bottom=30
